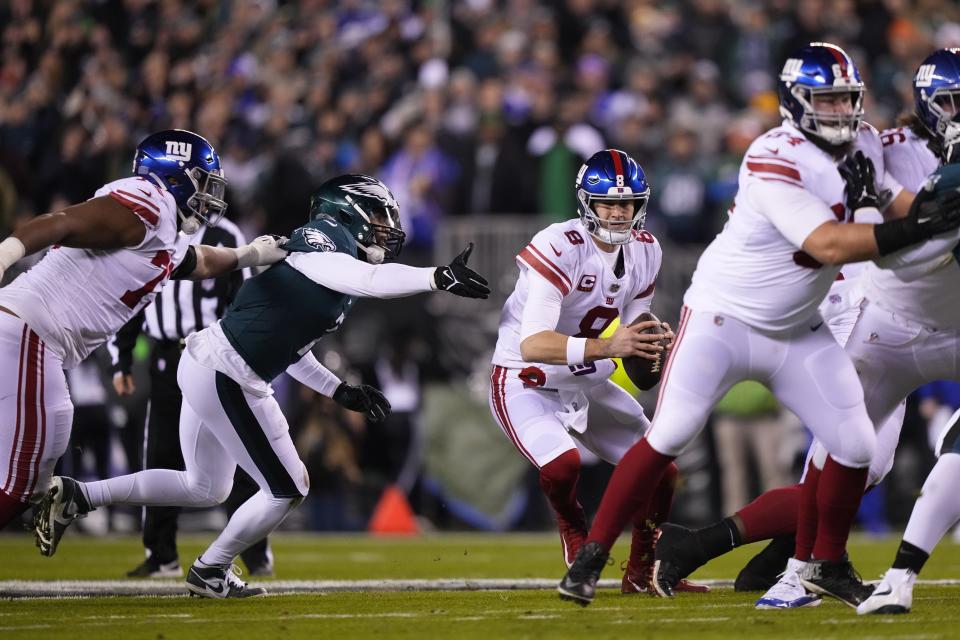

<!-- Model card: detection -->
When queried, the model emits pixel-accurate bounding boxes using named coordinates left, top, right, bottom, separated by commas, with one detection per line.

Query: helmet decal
left=913, top=49, right=960, bottom=163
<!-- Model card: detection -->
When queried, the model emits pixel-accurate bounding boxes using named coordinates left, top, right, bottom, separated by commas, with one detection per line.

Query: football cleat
left=856, top=568, right=916, bottom=615
left=557, top=510, right=587, bottom=568
left=800, top=558, right=875, bottom=608
left=186, top=560, right=268, bottom=599
left=558, top=541, right=610, bottom=606
left=33, top=476, right=92, bottom=557
left=735, top=535, right=796, bottom=592
left=243, top=543, right=275, bottom=577
left=652, top=523, right=708, bottom=597
left=755, top=559, right=822, bottom=609
left=126, top=557, right=184, bottom=578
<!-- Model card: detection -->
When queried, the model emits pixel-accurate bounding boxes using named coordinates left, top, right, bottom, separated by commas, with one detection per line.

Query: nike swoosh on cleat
left=872, top=587, right=892, bottom=597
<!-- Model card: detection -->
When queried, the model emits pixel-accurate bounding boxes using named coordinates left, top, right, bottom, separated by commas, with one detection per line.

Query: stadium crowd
left=1, top=0, right=960, bottom=534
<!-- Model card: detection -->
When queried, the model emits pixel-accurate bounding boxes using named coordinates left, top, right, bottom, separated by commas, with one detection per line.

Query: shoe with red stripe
left=33, top=476, right=92, bottom=557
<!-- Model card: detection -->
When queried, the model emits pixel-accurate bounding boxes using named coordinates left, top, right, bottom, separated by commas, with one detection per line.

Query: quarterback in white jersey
left=559, top=43, right=960, bottom=608
left=492, top=149, right=710, bottom=595
left=0, top=130, right=286, bottom=529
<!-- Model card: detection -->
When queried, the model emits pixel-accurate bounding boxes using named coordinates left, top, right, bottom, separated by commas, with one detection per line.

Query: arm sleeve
left=106, top=310, right=144, bottom=375
left=873, top=227, right=960, bottom=273
left=170, top=245, right=197, bottom=280
left=622, top=296, right=653, bottom=325
left=285, top=351, right=342, bottom=397
left=285, top=251, right=435, bottom=298
left=744, top=180, right=838, bottom=249
left=519, top=273, right=564, bottom=341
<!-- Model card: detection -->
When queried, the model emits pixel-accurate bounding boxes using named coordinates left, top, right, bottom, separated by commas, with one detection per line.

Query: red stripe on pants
left=490, top=366, right=539, bottom=467
left=3, top=325, right=29, bottom=495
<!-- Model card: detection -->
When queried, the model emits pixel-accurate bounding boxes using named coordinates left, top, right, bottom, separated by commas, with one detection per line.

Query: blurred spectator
left=917, top=381, right=960, bottom=451
left=648, top=127, right=713, bottom=244
left=711, top=381, right=799, bottom=516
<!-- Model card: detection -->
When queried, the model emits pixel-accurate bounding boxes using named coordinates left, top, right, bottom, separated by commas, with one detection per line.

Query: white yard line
left=0, top=578, right=958, bottom=599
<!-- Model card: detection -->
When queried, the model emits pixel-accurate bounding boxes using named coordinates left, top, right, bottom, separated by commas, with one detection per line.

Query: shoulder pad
left=286, top=218, right=357, bottom=256
left=743, top=131, right=809, bottom=188
left=518, top=224, right=582, bottom=295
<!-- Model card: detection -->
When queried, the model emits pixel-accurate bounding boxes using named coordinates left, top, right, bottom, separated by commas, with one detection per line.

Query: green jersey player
left=34, top=174, right=489, bottom=598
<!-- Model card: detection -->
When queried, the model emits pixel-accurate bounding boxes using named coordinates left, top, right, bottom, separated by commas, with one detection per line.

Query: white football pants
left=0, top=312, right=72, bottom=503
left=647, top=307, right=875, bottom=469
left=83, top=349, right=308, bottom=565
left=806, top=297, right=960, bottom=484
left=489, top=365, right=649, bottom=468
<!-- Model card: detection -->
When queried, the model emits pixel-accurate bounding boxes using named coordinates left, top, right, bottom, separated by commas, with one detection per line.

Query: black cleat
left=735, top=535, right=796, bottom=592
left=800, top=559, right=875, bottom=608
left=652, top=523, right=708, bottom=597
left=558, top=541, right=610, bottom=606
left=33, top=477, right=92, bottom=557
left=126, top=557, right=183, bottom=578
left=186, top=560, right=268, bottom=599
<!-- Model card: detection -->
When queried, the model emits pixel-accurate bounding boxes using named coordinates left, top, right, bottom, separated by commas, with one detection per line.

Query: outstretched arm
left=173, top=235, right=289, bottom=280
left=0, top=196, right=148, bottom=280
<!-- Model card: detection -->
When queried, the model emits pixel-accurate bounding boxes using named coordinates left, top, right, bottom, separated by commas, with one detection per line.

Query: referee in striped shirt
left=108, top=218, right=272, bottom=578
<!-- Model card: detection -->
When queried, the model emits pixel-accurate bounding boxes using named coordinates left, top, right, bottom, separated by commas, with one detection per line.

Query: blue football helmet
left=914, top=48, right=960, bottom=163
left=575, top=149, right=650, bottom=245
left=778, top=42, right=865, bottom=146
left=132, top=129, right=227, bottom=232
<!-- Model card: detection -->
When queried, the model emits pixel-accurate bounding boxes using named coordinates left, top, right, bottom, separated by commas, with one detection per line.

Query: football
left=621, top=312, right=668, bottom=391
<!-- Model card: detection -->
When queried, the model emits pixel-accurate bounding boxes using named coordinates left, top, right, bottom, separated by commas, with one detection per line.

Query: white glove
left=235, top=235, right=288, bottom=268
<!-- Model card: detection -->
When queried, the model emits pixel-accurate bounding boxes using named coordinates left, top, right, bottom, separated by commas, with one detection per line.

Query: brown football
left=621, top=312, right=668, bottom=391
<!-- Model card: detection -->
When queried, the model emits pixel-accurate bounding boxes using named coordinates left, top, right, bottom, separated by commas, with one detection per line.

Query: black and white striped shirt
left=108, top=218, right=249, bottom=373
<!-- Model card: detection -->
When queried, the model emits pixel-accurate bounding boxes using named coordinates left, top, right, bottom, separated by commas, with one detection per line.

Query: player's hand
left=332, top=382, right=391, bottom=422
left=605, top=321, right=666, bottom=361
left=839, top=150, right=892, bottom=211
left=434, top=243, right=491, bottom=299
left=660, top=322, right=675, bottom=351
left=112, top=372, right=136, bottom=396
left=906, top=187, right=960, bottom=237
left=236, top=235, right=289, bottom=268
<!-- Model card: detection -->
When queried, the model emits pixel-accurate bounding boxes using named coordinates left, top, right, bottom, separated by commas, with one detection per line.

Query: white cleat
left=856, top=568, right=915, bottom=615
left=755, top=558, right=822, bottom=610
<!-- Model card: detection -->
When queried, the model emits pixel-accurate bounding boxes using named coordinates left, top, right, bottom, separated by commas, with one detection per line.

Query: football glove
left=433, top=242, right=491, bottom=299
left=839, top=150, right=892, bottom=212
left=235, top=235, right=289, bottom=269
left=332, top=382, right=391, bottom=422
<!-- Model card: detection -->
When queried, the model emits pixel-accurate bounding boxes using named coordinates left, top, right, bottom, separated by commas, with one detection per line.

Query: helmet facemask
left=577, top=188, right=649, bottom=246
left=921, top=87, right=960, bottom=163
left=184, top=166, right=228, bottom=227
left=343, top=194, right=405, bottom=264
left=787, top=85, right=864, bottom=146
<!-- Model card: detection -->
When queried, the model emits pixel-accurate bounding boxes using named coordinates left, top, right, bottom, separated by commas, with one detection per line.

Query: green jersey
left=220, top=216, right=357, bottom=381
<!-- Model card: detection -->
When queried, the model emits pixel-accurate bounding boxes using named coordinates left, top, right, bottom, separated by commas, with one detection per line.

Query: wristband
left=566, top=337, right=587, bottom=366
left=874, top=217, right=921, bottom=256
left=0, top=237, right=26, bottom=270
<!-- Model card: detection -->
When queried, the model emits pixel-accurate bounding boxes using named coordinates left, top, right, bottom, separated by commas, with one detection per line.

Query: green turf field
left=1, top=532, right=959, bottom=639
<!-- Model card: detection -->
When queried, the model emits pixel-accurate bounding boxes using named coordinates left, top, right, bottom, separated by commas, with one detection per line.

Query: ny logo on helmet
left=780, top=58, right=803, bottom=82
left=165, top=141, right=193, bottom=162
left=915, top=64, right=937, bottom=88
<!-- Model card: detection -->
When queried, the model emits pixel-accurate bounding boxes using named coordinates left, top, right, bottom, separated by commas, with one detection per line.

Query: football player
left=33, top=174, right=490, bottom=598
left=652, top=48, right=960, bottom=613
left=0, top=129, right=286, bottom=531
left=558, top=43, right=960, bottom=608
left=490, top=148, right=710, bottom=595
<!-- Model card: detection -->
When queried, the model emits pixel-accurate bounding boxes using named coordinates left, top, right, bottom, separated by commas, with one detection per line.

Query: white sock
left=902, top=454, right=960, bottom=554
left=83, top=470, right=200, bottom=508
left=200, top=491, right=299, bottom=566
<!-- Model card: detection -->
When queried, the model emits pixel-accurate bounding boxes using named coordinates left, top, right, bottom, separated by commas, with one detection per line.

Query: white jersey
left=492, top=218, right=661, bottom=387
left=862, top=127, right=960, bottom=329
left=684, top=121, right=895, bottom=332
left=0, top=176, right=182, bottom=368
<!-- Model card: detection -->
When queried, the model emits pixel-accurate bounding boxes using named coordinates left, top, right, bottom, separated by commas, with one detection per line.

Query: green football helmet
left=309, top=174, right=405, bottom=263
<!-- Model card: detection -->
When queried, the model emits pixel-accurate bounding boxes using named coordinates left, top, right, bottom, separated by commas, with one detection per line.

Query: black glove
left=839, top=150, right=891, bottom=211
left=874, top=187, right=960, bottom=255
left=433, top=242, right=491, bottom=299
left=332, top=382, right=391, bottom=422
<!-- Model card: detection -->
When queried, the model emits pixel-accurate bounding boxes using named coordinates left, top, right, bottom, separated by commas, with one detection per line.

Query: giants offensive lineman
left=490, top=149, right=708, bottom=595
left=650, top=48, right=960, bottom=614
left=0, top=130, right=286, bottom=530
left=33, top=174, right=490, bottom=598
left=558, top=43, right=960, bottom=608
